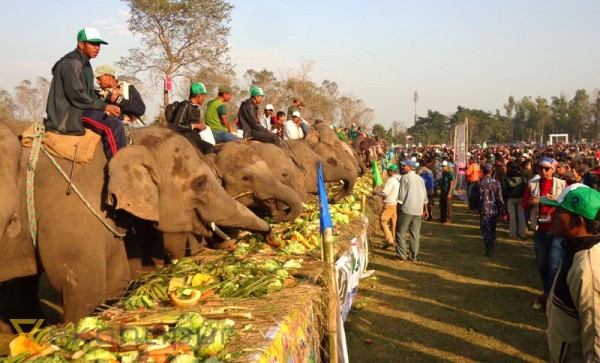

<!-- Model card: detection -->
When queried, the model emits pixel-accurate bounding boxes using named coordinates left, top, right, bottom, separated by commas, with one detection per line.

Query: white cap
left=442, top=161, right=449, bottom=166
left=265, top=104, right=274, bottom=110
left=292, top=111, right=301, bottom=117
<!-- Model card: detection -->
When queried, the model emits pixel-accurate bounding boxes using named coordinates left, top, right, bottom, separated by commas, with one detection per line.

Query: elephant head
left=211, top=142, right=305, bottom=222
left=284, top=140, right=357, bottom=202
left=305, top=125, right=359, bottom=202
left=0, top=121, right=21, bottom=239
left=106, top=127, right=270, bottom=237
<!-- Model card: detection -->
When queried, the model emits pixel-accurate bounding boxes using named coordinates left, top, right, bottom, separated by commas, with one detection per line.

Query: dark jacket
left=172, top=100, right=201, bottom=133
left=501, top=170, right=526, bottom=199
left=44, top=49, right=107, bottom=135
left=237, top=98, right=268, bottom=137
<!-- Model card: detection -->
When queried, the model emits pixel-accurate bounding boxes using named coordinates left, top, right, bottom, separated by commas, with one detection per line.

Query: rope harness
left=24, top=122, right=126, bottom=247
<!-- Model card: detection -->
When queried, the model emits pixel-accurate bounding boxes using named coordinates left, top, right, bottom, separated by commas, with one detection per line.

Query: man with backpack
left=169, top=82, right=214, bottom=154
left=501, top=161, right=527, bottom=239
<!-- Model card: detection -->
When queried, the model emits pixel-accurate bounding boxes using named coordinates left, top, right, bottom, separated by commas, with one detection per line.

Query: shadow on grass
left=346, top=200, right=547, bottom=362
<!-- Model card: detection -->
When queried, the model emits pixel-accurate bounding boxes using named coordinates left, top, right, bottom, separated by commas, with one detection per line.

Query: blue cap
left=401, top=160, right=417, bottom=168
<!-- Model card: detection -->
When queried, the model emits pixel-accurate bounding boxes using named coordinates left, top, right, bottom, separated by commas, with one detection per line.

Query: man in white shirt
left=283, top=111, right=304, bottom=140
left=395, top=159, right=429, bottom=261
left=377, top=164, right=402, bottom=249
left=260, top=103, right=274, bottom=130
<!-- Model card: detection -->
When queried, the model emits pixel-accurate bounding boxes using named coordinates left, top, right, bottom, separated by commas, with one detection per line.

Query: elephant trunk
left=258, top=185, right=304, bottom=222
left=205, top=199, right=270, bottom=234
left=330, top=174, right=356, bottom=203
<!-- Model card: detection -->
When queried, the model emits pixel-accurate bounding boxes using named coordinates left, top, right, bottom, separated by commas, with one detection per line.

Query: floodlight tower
left=413, top=90, right=419, bottom=124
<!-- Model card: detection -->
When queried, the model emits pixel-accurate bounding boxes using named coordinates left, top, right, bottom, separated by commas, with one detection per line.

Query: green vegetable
left=80, top=348, right=116, bottom=361
left=176, top=312, right=205, bottom=331
left=75, top=317, right=106, bottom=334
left=121, top=326, right=148, bottom=345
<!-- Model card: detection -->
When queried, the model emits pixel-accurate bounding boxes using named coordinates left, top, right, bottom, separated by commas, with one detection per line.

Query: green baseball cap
left=388, top=164, right=399, bottom=172
left=77, top=27, right=108, bottom=45
left=540, top=183, right=600, bottom=220
left=250, top=86, right=265, bottom=97
left=190, top=82, right=207, bottom=95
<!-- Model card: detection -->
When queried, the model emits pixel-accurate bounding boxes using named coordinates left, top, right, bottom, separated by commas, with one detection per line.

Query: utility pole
left=413, top=90, right=419, bottom=124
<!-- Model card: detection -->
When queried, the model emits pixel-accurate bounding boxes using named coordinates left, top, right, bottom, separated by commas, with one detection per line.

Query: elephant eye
left=327, top=158, right=338, bottom=167
left=242, top=174, right=253, bottom=182
left=191, top=175, right=207, bottom=193
left=282, top=172, right=289, bottom=178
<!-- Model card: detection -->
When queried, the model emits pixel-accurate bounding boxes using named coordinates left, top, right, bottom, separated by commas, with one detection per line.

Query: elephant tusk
left=339, top=180, right=345, bottom=185
left=211, top=222, right=231, bottom=240
left=302, top=203, right=307, bottom=209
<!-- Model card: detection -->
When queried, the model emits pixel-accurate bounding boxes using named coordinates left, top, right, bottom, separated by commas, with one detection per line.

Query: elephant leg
left=105, top=238, right=131, bottom=301
left=0, top=275, right=45, bottom=333
left=38, top=230, right=126, bottom=323
left=125, top=218, right=165, bottom=278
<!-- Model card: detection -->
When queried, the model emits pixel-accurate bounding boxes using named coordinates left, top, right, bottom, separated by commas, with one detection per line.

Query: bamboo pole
left=322, top=227, right=338, bottom=363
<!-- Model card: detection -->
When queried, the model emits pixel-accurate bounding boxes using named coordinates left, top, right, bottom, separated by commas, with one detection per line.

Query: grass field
left=345, top=199, right=548, bottom=362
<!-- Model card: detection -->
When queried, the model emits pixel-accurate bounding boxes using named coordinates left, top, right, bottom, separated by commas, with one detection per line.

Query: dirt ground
left=345, top=198, right=548, bottom=362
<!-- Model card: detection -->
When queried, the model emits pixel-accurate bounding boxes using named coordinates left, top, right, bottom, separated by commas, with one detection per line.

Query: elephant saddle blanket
left=20, top=124, right=101, bottom=165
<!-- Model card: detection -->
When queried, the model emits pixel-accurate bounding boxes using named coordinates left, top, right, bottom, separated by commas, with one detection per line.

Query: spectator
left=283, top=111, right=304, bottom=140
left=348, top=123, right=361, bottom=142
left=395, top=159, right=429, bottom=261
left=271, top=111, right=285, bottom=138
left=555, top=161, right=574, bottom=184
left=522, top=157, right=567, bottom=312
left=94, top=64, right=146, bottom=125
left=171, top=82, right=214, bottom=154
left=479, top=164, right=505, bottom=257
left=541, top=184, right=600, bottom=362
left=44, top=27, right=125, bottom=160
left=204, top=85, right=239, bottom=144
left=260, top=104, right=274, bottom=130
left=464, top=157, right=481, bottom=201
left=418, top=160, right=435, bottom=221
left=377, top=164, right=402, bottom=250
left=502, top=161, right=527, bottom=239
left=237, top=87, right=281, bottom=147
left=439, top=160, right=454, bottom=224
left=286, top=97, right=301, bottom=121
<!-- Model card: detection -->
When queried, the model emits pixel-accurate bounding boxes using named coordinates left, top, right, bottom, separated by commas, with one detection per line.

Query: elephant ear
left=107, top=145, right=159, bottom=221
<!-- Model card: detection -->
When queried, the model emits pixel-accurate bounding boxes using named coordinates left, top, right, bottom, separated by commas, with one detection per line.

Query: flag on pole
left=164, top=75, right=172, bottom=92
left=372, top=159, right=383, bottom=188
left=318, top=162, right=333, bottom=234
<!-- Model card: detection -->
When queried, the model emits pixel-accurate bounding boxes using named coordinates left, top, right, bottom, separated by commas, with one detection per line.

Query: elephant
left=0, top=122, right=270, bottom=324
left=205, top=141, right=306, bottom=222
left=271, top=140, right=357, bottom=203
left=0, top=121, right=22, bottom=241
left=306, top=124, right=366, bottom=181
left=354, top=138, right=386, bottom=167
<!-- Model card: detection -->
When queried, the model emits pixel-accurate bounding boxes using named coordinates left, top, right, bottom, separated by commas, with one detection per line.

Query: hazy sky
left=1, top=0, right=598, bottom=129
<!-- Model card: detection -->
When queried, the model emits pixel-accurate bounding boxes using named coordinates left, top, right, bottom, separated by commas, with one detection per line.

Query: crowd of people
left=375, top=142, right=600, bottom=361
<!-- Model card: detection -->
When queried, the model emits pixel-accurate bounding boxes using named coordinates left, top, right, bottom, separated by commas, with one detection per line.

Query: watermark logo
left=10, top=319, right=45, bottom=334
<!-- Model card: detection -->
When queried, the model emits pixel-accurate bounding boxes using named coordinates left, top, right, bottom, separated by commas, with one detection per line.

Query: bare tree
left=0, top=89, right=16, bottom=121
left=117, top=0, right=234, bottom=121
left=14, top=77, right=49, bottom=121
